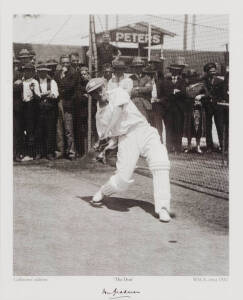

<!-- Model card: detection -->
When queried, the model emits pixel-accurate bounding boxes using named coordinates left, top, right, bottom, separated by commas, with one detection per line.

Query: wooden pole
left=148, top=23, right=151, bottom=61
left=90, top=15, right=98, bottom=77
left=88, top=15, right=93, bottom=152
left=192, top=14, right=196, bottom=50
left=105, top=15, right=108, bottom=31
left=183, top=14, right=188, bottom=51
left=115, top=15, right=119, bottom=46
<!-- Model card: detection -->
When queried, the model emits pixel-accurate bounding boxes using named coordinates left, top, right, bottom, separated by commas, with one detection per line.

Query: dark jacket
left=97, top=43, right=119, bottom=66
left=201, top=76, right=225, bottom=104
left=55, top=67, right=79, bottom=111
left=159, top=76, right=187, bottom=110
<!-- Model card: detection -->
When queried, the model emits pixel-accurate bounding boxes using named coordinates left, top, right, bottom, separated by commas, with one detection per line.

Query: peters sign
left=110, top=32, right=163, bottom=45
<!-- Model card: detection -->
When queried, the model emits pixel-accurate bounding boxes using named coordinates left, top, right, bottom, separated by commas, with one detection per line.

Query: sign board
left=109, top=31, right=163, bottom=45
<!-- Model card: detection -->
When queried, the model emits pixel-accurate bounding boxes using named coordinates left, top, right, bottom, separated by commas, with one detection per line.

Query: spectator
left=142, top=64, right=164, bottom=142
left=13, top=58, right=24, bottom=162
left=17, top=48, right=34, bottom=67
left=197, top=63, right=225, bottom=153
left=160, top=61, right=187, bottom=153
left=223, top=67, right=229, bottom=153
left=96, top=32, right=121, bottom=72
left=35, top=63, right=59, bottom=160
left=108, top=60, right=133, bottom=95
left=74, top=66, right=90, bottom=156
left=46, top=59, right=59, bottom=78
left=55, top=54, right=79, bottom=160
left=101, top=64, right=113, bottom=89
left=183, top=70, right=205, bottom=154
left=70, top=52, right=80, bottom=71
left=45, top=58, right=63, bottom=157
left=130, top=56, right=153, bottom=122
left=21, top=63, right=41, bottom=159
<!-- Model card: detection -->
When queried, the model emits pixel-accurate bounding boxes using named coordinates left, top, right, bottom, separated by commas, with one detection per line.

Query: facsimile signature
left=102, top=288, right=140, bottom=299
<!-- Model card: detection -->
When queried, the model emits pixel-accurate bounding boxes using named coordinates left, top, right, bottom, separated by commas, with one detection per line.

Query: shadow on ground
left=78, top=196, right=176, bottom=220
left=79, top=195, right=157, bottom=215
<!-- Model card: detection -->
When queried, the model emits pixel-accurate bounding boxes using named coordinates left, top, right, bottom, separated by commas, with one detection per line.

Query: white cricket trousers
left=100, top=124, right=171, bottom=213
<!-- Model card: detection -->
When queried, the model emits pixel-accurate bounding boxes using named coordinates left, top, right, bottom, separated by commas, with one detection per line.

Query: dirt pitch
left=13, top=157, right=228, bottom=276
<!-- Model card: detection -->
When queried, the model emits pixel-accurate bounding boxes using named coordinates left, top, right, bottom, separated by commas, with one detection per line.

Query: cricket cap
left=86, top=78, right=105, bottom=94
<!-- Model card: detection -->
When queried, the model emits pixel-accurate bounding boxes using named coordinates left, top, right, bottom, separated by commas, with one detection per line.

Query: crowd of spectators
left=13, top=35, right=229, bottom=162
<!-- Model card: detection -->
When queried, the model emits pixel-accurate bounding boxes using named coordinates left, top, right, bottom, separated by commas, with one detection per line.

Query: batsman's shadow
left=78, top=196, right=157, bottom=218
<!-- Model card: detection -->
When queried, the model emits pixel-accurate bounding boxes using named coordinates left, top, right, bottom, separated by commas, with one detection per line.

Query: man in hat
left=46, top=58, right=59, bottom=78
left=13, top=58, right=24, bottom=161
left=73, top=66, right=91, bottom=156
left=45, top=58, right=63, bottom=156
left=142, top=63, right=165, bottom=141
left=108, top=60, right=133, bottom=95
left=55, top=54, right=79, bottom=160
left=20, top=62, right=41, bottom=158
left=86, top=78, right=172, bottom=222
left=195, top=62, right=225, bottom=152
left=35, top=63, right=59, bottom=160
left=97, top=32, right=121, bottom=72
left=17, top=48, right=34, bottom=67
left=160, top=60, right=187, bottom=153
left=130, top=57, right=153, bottom=122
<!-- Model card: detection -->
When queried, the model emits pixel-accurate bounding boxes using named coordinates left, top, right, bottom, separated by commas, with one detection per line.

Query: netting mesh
left=13, top=14, right=229, bottom=196
left=90, top=14, right=229, bottom=196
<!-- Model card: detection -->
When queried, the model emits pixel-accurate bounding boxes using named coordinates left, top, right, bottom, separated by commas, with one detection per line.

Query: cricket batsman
left=86, top=78, right=171, bottom=222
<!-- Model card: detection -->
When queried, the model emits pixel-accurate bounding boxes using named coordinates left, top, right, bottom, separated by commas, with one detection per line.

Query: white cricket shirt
left=96, top=87, right=148, bottom=139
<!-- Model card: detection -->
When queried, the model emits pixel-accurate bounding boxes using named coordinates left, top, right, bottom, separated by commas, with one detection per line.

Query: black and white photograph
left=11, top=13, right=229, bottom=276
left=1, top=2, right=242, bottom=299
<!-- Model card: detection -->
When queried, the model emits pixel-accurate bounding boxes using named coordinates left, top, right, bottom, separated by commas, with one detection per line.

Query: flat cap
left=22, top=62, right=35, bottom=70
left=203, top=62, right=217, bottom=73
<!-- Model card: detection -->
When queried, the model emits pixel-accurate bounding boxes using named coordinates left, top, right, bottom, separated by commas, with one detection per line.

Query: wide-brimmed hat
left=46, top=59, right=58, bottom=66
left=22, top=62, right=35, bottom=70
left=168, top=56, right=188, bottom=70
left=36, top=62, right=51, bottom=71
left=13, top=58, right=20, bottom=64
left=18, top=48, right=33, bottom=59
left=112, top=59, right=126, bottom=69
left=86, top=78, right=105, bottom=94
left=37, top=66, right=51, bottom=72
left=131, top=56, right=145, bottom=67
left=203, top=62, right=217, bottom=73
left=142, top=65, right=156, bottom=74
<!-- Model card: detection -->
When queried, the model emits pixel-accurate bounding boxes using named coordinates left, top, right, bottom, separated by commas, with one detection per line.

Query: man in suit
left=13, top=58, right=24, bottom=161
left=35, top=63, right=59, bottom=160
left=19, top=63, right=41, bottom=159
left=97, top=32, right=121, bottom=72
left=159, top=61, right=187, bottom=153
left=55, top=55, right=79, bottom=160
left=130, top=57, right=153, bottom=122
left=195, top=62, right=225, bottom=152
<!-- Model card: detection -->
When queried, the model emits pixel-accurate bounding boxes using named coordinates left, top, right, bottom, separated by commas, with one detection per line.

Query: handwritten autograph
left=102, top=288, right=140, bottom=299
